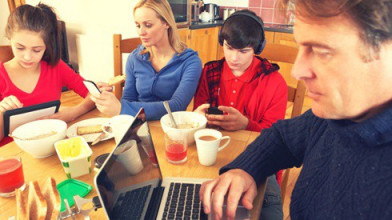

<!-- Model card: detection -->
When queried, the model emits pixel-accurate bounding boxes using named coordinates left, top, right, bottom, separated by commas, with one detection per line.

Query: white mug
left=114, top=140, right=144, bottom=175
left=102, top=114, right=134, bottom=144
left=194, top=129, right=231, bottom=166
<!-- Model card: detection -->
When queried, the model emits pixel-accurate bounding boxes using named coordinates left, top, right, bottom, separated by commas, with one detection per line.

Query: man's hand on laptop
left=200, top=169, right=257, bottom=220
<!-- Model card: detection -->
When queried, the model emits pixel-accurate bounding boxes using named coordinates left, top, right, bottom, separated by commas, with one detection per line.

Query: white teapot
left=199, top=11, right=212, bottom=23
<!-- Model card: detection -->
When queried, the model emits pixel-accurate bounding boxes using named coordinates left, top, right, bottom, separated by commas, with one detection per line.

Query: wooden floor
left=282, top=95, right=312, bottom=219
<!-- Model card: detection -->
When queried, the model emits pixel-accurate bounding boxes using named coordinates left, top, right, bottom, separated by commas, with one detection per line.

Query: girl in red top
left=194, top=10, right=287, bottom=220
left=0, top=4, right=95, bottom=144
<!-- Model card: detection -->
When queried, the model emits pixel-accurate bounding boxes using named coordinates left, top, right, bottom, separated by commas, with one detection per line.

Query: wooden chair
left=259, top=43, right=306, bottom=204
left=112, top=34, right=141, bottom=99
left=0, top=45, right=14, bottom=62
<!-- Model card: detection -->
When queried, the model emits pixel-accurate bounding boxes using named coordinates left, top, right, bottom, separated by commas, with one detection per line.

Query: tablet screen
left=3, top=100, right=60, bottom=136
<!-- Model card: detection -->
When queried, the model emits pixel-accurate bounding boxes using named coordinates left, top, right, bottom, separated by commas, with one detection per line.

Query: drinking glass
left=164, top=130, right=188, bottom=164
left=0, top=156, right=25, bottom=197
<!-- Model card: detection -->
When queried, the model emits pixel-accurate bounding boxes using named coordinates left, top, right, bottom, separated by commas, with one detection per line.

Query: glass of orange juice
left=0, top=156, right=25, bottom=197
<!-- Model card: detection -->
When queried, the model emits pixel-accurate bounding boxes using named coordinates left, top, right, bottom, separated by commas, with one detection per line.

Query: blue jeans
left=260, top=175, right=283, bottom=220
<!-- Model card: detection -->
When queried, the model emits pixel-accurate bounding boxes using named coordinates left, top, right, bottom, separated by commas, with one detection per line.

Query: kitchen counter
left=190, top=20, right=293, bottom=33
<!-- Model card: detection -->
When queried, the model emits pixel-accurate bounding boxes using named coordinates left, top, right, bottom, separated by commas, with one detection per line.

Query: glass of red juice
left=0, top=156, right=25, bottom=197
left=164, top=130, right=188, bottom=164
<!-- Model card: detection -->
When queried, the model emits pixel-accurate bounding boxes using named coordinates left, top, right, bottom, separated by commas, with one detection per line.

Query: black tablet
left=3, top=100, right=61, bottom=136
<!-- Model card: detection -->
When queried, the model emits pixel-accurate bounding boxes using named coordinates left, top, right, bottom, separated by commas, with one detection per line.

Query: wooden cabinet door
left=264, top=31, right=275, bottom=45
left=188, top=27, right=219, bottom=65
left=177, top=28, right=190, bottom=46
left=274, top=32, right=297, bottom=47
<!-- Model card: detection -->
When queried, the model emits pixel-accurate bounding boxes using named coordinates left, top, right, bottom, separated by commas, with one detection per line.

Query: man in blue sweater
left=200, top=0, right=392, bottom=219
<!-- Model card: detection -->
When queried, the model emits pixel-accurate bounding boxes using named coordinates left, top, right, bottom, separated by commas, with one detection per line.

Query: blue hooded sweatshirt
left=120, top=45, right=202, bottom=120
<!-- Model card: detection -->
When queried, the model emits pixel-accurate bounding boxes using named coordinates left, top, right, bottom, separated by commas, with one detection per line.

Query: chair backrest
left=0, top=45, right=14, bottom=63
left=113, top=34, right=141, bottom=99
left=260, top=43, right=306, bottom=119
left=259, top=43, right=306, bottom=205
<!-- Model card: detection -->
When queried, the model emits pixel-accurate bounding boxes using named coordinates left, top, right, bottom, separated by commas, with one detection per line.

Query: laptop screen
left=95, top=108, right=162, bottom=219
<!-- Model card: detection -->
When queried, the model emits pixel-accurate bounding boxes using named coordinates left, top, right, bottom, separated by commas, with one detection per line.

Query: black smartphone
left=83, top=80, right=101, bottom=96
left=207, top=106, right=224, bottom=115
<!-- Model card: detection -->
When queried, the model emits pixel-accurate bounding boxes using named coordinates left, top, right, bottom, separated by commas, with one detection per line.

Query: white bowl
left=160, top=111, right=207, bottom=144
left=12, top=119, right=67, bottom=158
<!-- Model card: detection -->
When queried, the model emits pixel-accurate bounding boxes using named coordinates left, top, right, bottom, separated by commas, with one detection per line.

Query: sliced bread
left=28, top=181, right=47, bottom=220
left=16, top=184, right=29, bottom=220
left=42, top=177, right=61, bottom=220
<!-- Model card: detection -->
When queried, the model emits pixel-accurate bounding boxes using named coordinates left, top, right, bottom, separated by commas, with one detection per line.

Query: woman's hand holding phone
left=83, top=80, right=101, bottom=96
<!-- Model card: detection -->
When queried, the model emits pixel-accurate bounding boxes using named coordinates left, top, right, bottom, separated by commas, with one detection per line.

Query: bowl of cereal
left=12, top=119, right=67, bottom=158
left=160, top=111, right=207, bottom=144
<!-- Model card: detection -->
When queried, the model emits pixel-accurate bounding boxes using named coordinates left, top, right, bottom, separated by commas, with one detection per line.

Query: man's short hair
left=281, top=0, right=392, bottom=53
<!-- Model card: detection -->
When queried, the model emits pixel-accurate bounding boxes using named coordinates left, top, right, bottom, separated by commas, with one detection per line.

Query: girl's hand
left=45, top=107, right=79, bottom=122
left=90, top=91, right=121, bottom=117
left=0, top=95, right=23, bottom=113
left=206, top=106, right=249, bottom=131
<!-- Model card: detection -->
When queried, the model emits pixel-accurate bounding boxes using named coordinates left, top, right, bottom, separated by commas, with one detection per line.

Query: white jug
left=199, top=11, right=211, bottom=23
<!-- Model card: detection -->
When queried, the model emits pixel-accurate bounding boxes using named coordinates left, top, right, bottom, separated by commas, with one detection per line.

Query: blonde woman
left=92, top=0, right=202, bottom=120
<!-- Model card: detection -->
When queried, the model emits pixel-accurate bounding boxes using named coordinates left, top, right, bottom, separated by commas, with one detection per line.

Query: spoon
left=163, top=101, right=178, bottom=128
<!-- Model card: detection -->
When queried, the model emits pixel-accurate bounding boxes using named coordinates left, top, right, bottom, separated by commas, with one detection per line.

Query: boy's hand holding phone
left=206, top=106, right=249, bottom=131
left=207, top=106, right=224, bottom=115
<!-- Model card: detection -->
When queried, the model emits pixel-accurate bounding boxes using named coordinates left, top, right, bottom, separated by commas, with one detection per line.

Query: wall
left=0, top=0, right=138, bottom=82
left=1, top=0, right=287, bottom=81
left=204, top=0, right=287, bottom=24
left=203, top=0, right=248, bottom=8
left=0, top=0, right=10, bottom=45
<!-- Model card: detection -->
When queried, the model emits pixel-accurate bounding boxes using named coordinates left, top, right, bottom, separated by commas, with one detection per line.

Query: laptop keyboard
left=162, top=183, right=208, bottom=220
left=111, top=185, right=152, bottom=219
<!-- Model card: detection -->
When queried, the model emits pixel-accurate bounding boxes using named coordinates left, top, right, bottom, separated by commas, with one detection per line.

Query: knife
left=91, top=132, right=106, bottom=146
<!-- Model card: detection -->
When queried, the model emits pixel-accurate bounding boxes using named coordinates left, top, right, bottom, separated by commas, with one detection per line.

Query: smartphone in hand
left=83, top=80, right=101, bottom=96
left=207, top=106, right=224, bottom=115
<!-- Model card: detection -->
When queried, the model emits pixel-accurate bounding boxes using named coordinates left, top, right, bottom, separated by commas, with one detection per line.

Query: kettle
left=199, top=11, right=212, bottom=23
left=204, top=3, right=220, bottom=21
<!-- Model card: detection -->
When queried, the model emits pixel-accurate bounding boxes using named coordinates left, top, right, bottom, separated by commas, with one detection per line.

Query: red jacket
left=194, top=56, right=288, bottom=132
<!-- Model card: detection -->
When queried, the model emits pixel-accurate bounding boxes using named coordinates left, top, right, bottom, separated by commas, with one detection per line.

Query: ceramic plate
left=66, top=117, right=112, bottom=143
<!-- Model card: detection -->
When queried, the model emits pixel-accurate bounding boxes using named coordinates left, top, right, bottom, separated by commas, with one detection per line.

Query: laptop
left=94, top=108, right=250, bottom=220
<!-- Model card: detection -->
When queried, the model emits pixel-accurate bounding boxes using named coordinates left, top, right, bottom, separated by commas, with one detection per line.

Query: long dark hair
left=5, top=3, right=60, bottom=66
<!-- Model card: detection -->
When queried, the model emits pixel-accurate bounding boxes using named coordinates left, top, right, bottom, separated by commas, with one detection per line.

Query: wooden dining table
left=0, top=91, right=265, bottom=220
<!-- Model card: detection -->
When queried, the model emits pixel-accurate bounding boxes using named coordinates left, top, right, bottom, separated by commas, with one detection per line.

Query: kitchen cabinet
left=178, top=27, right=219, bottom=65
left=274, top=32, right=297, bottom=47
left=178, top=28, right=188, bottom=44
